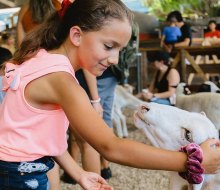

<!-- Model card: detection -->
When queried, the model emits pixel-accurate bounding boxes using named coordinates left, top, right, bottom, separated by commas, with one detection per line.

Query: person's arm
left=82, top=69, right=103, bottom=116
left=148, top=72, right=156, bottom=92
left=160, top=34, right=165, bottom=47
left=174, top=24, right=191, bottom=47
left=31, top=71, right=220, bottom=174
left=55, top=150, right=113, bottom=190
left=153, top=68, right=180, bottom=99
left=16, top=3, right=29, bottom=47
left=174, top=38, right=190, bottom=47
left=141, top=72, right=156, bottom=101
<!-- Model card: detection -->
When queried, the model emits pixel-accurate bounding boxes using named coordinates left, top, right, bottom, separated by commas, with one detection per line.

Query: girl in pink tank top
left=1, top=0, right=220, bottom=190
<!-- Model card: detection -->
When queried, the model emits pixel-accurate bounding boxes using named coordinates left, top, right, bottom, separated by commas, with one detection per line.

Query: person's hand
left=78, top=171, right=113, bottom=190
left=142, top=91, right=153, bottom=101
left=200, top=138, right=220, bottom=174
left=92, top=102, right=103, bottom=117
left=163, top=44, right=173, bottom=53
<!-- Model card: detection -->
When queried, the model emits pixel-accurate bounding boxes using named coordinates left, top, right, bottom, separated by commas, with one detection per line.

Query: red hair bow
left=58, top=0, right=72, bottom=18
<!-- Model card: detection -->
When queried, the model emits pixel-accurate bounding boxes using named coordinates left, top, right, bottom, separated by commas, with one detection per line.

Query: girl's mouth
left=99, top=62, right=109, bottom=70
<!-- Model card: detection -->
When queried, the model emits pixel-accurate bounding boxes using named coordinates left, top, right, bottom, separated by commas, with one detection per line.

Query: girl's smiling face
left=77, top=19, right=132, bottom=76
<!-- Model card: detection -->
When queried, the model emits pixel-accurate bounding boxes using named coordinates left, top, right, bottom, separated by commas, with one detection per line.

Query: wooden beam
left=171, top=52, right=180, bottom=68
left=0, top=0, right=16, bottom=7
left=212, top=55, right=220, bottom=64
left=183, top=50, right=208, bottom=81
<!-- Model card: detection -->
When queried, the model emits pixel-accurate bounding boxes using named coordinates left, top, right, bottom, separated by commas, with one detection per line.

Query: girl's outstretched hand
left=200, top=138, right=220, bottom=174
left=78, top=171, right=113, bottom=190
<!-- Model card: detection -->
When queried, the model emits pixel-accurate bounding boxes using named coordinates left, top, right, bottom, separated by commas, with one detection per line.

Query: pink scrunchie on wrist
left=179, top=143, right=205, bottom=184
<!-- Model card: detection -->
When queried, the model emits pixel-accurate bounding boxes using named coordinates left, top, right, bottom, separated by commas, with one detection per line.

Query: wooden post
left=171, top=52, right=180, bottom=68
left=180, top=49, right=187, bottom=82
left=183, top=50, right=208, bottom=81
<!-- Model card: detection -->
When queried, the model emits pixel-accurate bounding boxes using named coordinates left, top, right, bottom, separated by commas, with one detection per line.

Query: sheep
left=197, top=81, right=220, bottom=93
left=176, top=83, right=220, bottom=131
left=133, top=102, right=218, bottom=190
left=112, top=85, right=143, bottom=138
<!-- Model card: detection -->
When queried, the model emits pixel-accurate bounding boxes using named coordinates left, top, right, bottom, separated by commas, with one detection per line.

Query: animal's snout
left=141, top=105, right=150, bottom=113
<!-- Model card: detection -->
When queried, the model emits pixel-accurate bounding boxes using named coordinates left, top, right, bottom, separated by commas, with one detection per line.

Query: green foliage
left=141, top=0, right=220, bottom=19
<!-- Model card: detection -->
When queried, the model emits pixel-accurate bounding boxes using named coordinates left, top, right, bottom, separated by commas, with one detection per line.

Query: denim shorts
left=0, top=157, right=54, bottom=190
left=151, top=97, right=171, bottom=105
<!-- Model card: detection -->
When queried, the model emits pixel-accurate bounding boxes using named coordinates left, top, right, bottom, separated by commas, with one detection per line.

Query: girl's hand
left=78, top=171, right=113, bottom=190
left=200, top=139, right=220, bottom=174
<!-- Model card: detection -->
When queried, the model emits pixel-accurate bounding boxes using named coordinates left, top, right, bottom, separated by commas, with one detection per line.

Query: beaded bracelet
left=90, top=97, right=101, bottom=104
left=178, top=143, right=205, bottom=184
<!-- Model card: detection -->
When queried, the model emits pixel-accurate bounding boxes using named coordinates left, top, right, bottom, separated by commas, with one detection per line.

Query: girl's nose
left=107, top=56, right=119, bottom=65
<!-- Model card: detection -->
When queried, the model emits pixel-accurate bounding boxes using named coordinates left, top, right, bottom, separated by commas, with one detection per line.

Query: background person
left=160, top=17, right=182, bottom=48
left=204, top=20, right=220, bottom=38
left=0, top=32, right=16, bottom=55
left=136, top=51, right=180, bottom=105
left=16, top=0, right=61, bottom=46
left=164, top=10, right=192, bottom=52
left=202, top=20, right=220, bottom=46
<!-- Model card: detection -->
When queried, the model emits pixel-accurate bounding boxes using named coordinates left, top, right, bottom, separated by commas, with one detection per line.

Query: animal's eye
left=184, top=128, right=193, bottom=142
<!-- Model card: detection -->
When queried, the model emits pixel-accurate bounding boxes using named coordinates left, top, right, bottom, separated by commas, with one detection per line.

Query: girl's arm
left=49, top=72, right=186, bottom=172
left=55, top=150, right=113, bottom=190
left=29, top=71, right=220, bottom=174
left=54, top=150, right=85, bottom=183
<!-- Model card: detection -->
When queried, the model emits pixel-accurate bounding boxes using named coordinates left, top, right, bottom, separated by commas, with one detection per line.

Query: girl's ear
left=69, top=26, right=81, bottom=46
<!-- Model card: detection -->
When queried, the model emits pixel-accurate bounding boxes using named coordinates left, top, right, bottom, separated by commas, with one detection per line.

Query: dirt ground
left=60, top=125, right=170, bottom=190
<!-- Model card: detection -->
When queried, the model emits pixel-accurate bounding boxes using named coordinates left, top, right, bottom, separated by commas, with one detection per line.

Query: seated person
left=136, top=51, right=180, bottom=105
left=0, top=32, right=16, bottom=55
left=204, top=20, right=220, bottom=38
left=163, top=10, right=192, bottom=53
left=202, top=20, right=220, bottom=46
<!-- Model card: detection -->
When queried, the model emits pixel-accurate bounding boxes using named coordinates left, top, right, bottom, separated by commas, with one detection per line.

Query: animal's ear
left=200, top=111, right=207, bottom=117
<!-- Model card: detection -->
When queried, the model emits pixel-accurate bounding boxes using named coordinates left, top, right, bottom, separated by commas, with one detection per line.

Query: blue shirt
left=163, top=26, right=182, bottom=43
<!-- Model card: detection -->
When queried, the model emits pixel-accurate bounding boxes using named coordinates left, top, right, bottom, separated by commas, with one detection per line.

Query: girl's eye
left=104, top=44, right=113, bottom=50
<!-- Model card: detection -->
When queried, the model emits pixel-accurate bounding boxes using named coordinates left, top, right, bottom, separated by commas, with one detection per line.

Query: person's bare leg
left=101, top=156, right=109, bottom=169
left=73, top=131, right=101, bottom=174
left=69, top=131, right=80, bottom=162
left=47, top=162, right=60, bottom=190
left=100, top=128, right=113, bottom=179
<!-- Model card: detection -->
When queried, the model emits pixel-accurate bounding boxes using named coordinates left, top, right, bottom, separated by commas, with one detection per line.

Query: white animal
left=176, top=83, right=220, bottom=130
left=112, top=85, right=143, bottom=138
left=203, top=81, right=220, bottom=93
left=133, top=102, right=218, bottom=190
left=196, top=81, right=220, bottom=93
